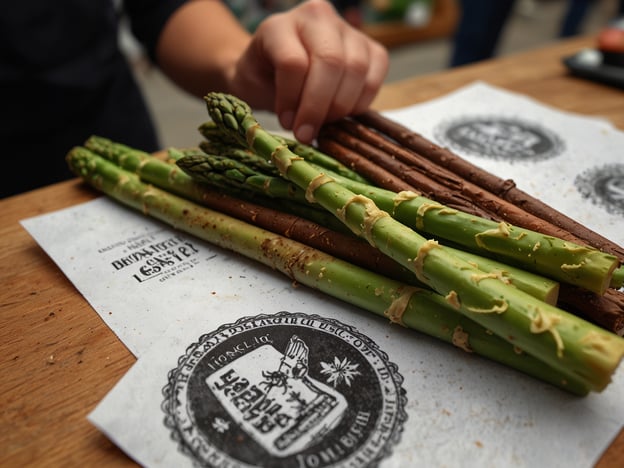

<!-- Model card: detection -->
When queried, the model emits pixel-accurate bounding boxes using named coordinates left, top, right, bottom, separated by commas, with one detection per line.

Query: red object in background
left=597, top=18, right=624, bottom=67
left=598, top=27, right=624, bottom=53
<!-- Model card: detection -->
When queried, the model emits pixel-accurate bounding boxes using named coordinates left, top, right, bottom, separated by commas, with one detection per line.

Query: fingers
left=285, top=17, right=347, bottom=142
left=269, top=25, right=315, bottom=131
left=249, top=0, right=389, bottom=143
left=351, top=39, right=389, bottom=115
left=293, top=3, right=389, bottom=142
left=319, top=27, right=374, bottom=122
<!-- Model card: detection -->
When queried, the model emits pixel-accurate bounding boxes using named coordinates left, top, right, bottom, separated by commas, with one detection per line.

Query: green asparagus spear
left=198, top=141, right=280, bottom=176
left=177, top=151, right=310, bottom=204
left=83, top=138, right=560, bottom=303
left=280, top=136, right=370, bottom=184
left=204, top=92, right=624, bottom=392
left=65, top=147, right=593, bottom=395
left=178, top=136, right=621, bottom=295
left=199, top=120, right=369, bottom=183
left=176, top=151, right=559, bottom=304
left=324, top=171, right=624, bottom=293
left=84, top=136, right=350, bottom=235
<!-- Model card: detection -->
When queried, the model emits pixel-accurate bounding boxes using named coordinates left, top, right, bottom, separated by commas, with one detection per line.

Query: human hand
left=229, top=0, right=389, bottom=143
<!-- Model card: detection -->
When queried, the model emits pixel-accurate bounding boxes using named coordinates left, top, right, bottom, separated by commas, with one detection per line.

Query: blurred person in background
left=449, top=0, right=624, bottom=68
left=449, top=0, right=517, bottom=67
left=0, top=0, right=388, bottom=198
left=560, top=0, right=624, bottom=37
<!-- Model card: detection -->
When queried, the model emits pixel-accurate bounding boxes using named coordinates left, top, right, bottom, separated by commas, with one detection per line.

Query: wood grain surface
left=1, top=35, right=622, bottom=466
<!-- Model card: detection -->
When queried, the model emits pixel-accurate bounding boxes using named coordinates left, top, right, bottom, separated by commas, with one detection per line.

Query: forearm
left=155, top=0, right=251, bottom=98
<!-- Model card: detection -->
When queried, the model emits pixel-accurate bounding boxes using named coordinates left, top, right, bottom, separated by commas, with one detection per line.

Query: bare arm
left=155, top=0, right=389, bottom=143
left=155, top=0, right=250, bottom=98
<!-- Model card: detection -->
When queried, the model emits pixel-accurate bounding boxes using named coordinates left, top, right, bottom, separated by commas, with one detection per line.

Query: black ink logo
left=100, top=230, right=202, bottom=283
left=575, top=163, right=624, bottom=216
left=434, top=116, right=564, bottom=162
left=162, top=312, right=407, bottom=467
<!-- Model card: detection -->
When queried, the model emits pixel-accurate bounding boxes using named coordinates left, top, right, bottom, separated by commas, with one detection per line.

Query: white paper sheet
left=21, top=82, right=624, bottom=467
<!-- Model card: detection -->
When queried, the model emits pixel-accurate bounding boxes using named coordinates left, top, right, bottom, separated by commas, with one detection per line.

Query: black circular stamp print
left=575, top=163, right=624, bottom=216
left=162, top=312, right=407, bottom=467
left=434, top=116, right=564, bottom=162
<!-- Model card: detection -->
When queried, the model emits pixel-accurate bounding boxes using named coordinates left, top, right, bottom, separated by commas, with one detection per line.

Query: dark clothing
left=449, top=0, right=517, bottom=67
left=560, top=0, right=594, bottom=37
left=560, top=0, right=624, bottom=38
left=450, top=0, right=624, bottom=67
left=1, top=0, right=186, bottom=198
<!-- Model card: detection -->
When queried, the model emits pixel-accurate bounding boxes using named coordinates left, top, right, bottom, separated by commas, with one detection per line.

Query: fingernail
left=295, top=124, right=315, bottom=143
left=279, top=111, right=295, bottom=129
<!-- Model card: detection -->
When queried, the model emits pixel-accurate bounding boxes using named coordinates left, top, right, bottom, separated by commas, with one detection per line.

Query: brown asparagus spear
left=558, top=287, right=624, bottom=336
left=316, top=135, right=496, bottom=219
left=354, top=110, right=624, bottom=261
left=319, top=122, right=596, bottom=246
left=317, top=116, right=624, bottom=334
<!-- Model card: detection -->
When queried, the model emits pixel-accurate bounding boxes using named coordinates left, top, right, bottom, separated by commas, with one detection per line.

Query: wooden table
left=362, top=0, right=459, bottom=49
left=2, top=35, right=623, bottom=466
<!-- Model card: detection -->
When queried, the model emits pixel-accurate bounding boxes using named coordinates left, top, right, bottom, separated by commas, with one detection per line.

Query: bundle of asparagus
left=317, top=114, right=624, bottom=334
left=352, top=111, right=624, bottom=261
left=191, top=109, right=624, bottom=335
left=66, top=92, right=624, bottom=395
